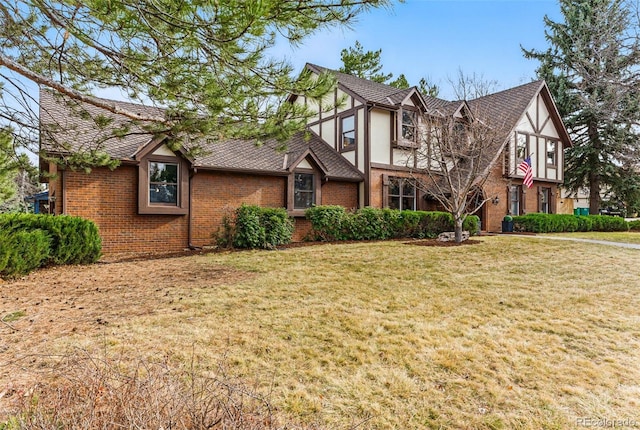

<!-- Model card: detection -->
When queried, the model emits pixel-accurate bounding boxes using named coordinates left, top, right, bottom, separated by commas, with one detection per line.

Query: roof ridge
left=470, top=80, right=544, bottom=102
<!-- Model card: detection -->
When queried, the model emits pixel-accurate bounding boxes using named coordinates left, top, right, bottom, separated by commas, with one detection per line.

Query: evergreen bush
left=219, top=205, right=293, bottom=249
left=0, top=214, right=101, bottom=278
left=304, top=206, right=347, bottom=241
left=0, top=213, right=102, bottom=265
left=0, top=230, right=51, bottom=278
left=305, top=206, right=480, bottom=241
left=513, top=213, right=629, bottom=233
left=628, top=220, right=640, bottom=231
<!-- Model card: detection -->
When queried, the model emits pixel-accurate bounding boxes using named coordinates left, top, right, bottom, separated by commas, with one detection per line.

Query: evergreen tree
left=339, top=41, right=441, bottom=96
left=523, top=0, right=640, bottom=214
left=339, top=40, right=393, bottom=83
left=0, top=131, right=17, bottom=204
left=418, top=77, right=440, bottom=98
left=0, top=1, right=388, bottom=168
left=389, top=73, right=410, bottom=89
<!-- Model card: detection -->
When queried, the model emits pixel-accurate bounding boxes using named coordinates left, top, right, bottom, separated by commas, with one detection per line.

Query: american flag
left=518, top=156, right=533, bottom=188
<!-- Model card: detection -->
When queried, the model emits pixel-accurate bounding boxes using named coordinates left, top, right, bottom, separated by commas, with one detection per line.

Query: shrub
left=0, top=229, right=51, bottom=278
left=0, top=213, right=102, bottom=265
left=219, top=205, right=293, bottom=249
left=232, top=205, right=266, bottom=249
left=306, top=206, right=480, bottom=241
left=513, top=213, right=629, bottom=233
left=304, top=205, right=347, bottom=241
left=628, top=220, right=640, bottom=231
left=261, top=207, right=295, bottom=248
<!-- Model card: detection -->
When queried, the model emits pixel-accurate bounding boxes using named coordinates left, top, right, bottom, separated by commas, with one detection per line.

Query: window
left=149, top=162, right=179, bottom=205
left=402, top=110, right=417, bottom=143
left=540, top=187, right=551, bottom=213
left=341, top=115, right=355, bottom=151
left=294, top=172, right=315, bottom=210
left=516, top=133, right=527, bottom=162
left=389, top=177, right=416, bottom=211
left=546, top=140, right=557, bottom=166
left=138, top=155, right=189, bottom=215
left=509, top=185, right=522, bottom=215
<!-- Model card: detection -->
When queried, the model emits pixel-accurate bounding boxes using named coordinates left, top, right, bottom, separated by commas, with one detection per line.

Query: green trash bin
left=573, top=208, right=580, bottom=215
left=580, top=207, right=589, bottom=216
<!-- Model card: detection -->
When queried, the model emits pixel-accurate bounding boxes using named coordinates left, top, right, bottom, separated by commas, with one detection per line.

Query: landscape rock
left=437, top=231, right=470, bottom=242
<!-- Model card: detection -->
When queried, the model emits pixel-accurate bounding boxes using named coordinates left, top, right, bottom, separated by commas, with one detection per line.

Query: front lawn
left=2, top=236, right=639, bottom=429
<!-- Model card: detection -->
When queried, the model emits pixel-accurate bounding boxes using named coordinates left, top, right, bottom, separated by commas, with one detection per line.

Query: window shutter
left=521, top=186, right=526, bottom=215
left=550, top=187, right=556, bottom=214
left=537, top=186, right=542, bottom=212
left=382, top=174, right=390, bottom=209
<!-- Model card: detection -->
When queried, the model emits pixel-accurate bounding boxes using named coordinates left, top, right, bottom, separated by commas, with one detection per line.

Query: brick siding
left=54, top=166, right=359, bottom=254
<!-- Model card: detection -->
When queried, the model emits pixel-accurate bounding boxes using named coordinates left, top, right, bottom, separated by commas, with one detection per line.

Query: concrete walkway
left=511, top=234, right=640, bottom=250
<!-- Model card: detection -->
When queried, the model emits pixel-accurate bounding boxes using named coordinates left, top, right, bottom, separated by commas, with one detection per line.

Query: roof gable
left=467, top=81, right=572, bottom=147
left=305, top=63, right=442, bottom=112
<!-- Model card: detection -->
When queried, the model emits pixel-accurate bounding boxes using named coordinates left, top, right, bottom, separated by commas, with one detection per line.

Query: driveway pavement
left=513, top=235, right=640, bottom=250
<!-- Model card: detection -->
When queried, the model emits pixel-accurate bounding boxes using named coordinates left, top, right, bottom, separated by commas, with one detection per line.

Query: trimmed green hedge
left=512, top=213, right=629, bottom=233
left=306, top=206, right=479, bottom=241
left=216, top=205, right=294, bottom=249
left=0, top=214, right=102, bottom=278
left=628, top=220, right=640, bottom=231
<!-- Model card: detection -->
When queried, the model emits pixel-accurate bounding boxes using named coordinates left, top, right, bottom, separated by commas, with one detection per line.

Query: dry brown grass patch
left=2, top=236, right=640, bottom=429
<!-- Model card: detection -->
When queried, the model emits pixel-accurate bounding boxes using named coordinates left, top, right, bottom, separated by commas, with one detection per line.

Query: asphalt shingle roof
left=194, top=132, right=363, bottom=181
left=40, top=89, right=164, bottom=160
left=467, top=80, right=545, bottom=133
left=307, top=63, right=449, bottom=110
left=39, top=89, right=363, bottom=181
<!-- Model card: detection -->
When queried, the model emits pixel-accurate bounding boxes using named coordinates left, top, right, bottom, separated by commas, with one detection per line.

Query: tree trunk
left=454, top=217, right=464, bottom=243
left=589, top=172, right=600, bottom=215
left=587, top=120, right=601, bottom=215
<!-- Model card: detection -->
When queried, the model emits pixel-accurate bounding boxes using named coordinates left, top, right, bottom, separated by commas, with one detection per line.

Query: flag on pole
left=518, top=156, right=533, bottom=188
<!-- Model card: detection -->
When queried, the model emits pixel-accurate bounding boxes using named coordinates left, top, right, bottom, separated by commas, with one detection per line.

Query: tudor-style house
left=291, top=64, right=572, bottom=232
left=39, top=63, right=571, bottom=253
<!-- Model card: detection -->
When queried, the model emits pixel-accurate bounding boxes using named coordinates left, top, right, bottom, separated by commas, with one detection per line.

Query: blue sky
left=273, top=0, right=561, bottom=100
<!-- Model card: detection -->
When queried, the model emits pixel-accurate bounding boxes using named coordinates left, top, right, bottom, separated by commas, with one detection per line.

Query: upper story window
left=149, top=162, right=179, bottom=205
left=294, top=172, right=315, bottom=210
left=546, top=139, right=557, bottom=166
left=516, top=133, right=527, bottom=162
left=341, top=115, right=355, bottom=151
left=388, top=177, right=416, bottom=211
left=402, top=110, right=417, bottom=143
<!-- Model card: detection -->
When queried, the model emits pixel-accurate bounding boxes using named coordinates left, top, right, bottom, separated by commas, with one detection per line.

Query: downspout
left=61, top=168, right=66, bottom=215
left=187, top=168, right=201, bottom=250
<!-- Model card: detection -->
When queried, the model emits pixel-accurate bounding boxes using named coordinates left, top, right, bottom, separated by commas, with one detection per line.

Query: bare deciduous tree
left=410, top=105, right=509, bottom=243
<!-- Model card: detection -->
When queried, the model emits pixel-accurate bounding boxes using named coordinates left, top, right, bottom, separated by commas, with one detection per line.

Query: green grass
left=2, top=311, right=25, bottom=323
left=6, top=236, right=640, bottom=429
left=543, top=231, right=640, bottom=244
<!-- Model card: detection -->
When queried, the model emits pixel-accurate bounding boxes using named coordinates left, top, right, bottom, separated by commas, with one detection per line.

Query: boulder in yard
left=437, top=231, right=470, bottom=242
